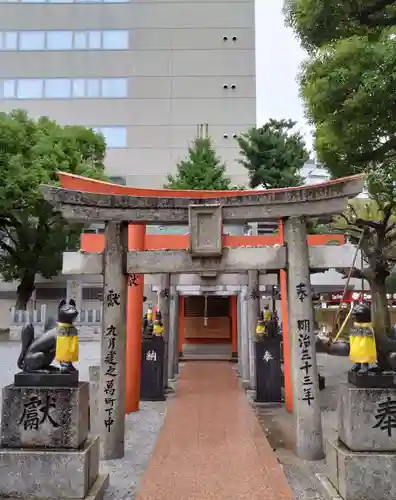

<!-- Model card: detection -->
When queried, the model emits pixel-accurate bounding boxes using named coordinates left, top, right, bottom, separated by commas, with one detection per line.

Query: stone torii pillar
left=247, top=270, right=260, bottom=390
left=100, top=222, right=128, bottom=460
left=238, top=286, right=250, bottom=385
left=168, top=284, right=179, bottom=382
left=157, top=273, right=170, bottom=388
left=284, top=216, right=324, bottom=461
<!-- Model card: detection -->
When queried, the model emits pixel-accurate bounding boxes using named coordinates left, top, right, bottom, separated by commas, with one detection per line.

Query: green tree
left=164, top=136, right=232, bottom=190
left=332, top=192, right=396, bottom=336
left=0, top=109, right=107, bottom=309
left=286, top=1, right=396, bottom=355
left=284, top=0, right=396, bottom=52
left=237, top=119, right=309, bottom=189
left=285, top=1, right=396, bottom=174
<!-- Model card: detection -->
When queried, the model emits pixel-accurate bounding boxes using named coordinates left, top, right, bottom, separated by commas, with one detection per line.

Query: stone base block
left=0, top=437, right=102, bottom=499
left=348, top=370, right=395, bottom=388
left=0, top=474, right=109, bottom=500
left=1, top=383, right=89, bottom=449
left=338, top=383, right=396, bottom=451
left=326, top=439, right=396, bottom=500
left=14, top=371, right=79, bottom=388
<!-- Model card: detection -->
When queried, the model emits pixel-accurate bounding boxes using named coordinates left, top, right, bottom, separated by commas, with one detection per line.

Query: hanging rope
left=331, top=230, right=365, bottom=340
left=203, top=293, right=208, bottom=327
left=156, top=288, right=160, bottom=315
left=333, top=305, right=353, bottom=343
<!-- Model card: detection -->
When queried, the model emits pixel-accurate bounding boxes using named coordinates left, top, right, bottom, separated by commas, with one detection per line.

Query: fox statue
left=17, top=298, right=79, bottom=374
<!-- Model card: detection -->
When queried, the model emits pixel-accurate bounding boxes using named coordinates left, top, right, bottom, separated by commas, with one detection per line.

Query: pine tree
left=237, top=119, right=308, bottom=189
left=164, top=134, right=232, bottom=190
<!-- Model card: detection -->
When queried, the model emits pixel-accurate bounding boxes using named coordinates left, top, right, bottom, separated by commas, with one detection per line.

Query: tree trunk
left=16, top=274, right=35, bottom=311
left=371, top=276, right=395, bottom=370
left=371, top=277, right=391, bottom=335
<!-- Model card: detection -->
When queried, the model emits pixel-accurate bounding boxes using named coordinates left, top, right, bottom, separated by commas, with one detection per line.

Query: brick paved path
left=137, top=362, right=295, bottom=500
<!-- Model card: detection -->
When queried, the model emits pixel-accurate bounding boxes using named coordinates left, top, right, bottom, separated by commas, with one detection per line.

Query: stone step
left=182, top=343, right=232, bottom=354
left=181, top=343, right=233, bottom=360
left=182, top=354, right=232, bottom=361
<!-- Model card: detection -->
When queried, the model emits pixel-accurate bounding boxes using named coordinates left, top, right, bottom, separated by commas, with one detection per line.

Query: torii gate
left=41, top=173, right=364, bottom=462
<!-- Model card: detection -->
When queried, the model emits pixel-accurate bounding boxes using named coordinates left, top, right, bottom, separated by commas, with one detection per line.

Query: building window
left=102, top=30, right=128, bottom=50
left=44, top=78, right=71, bottom=98
left=19, top=31, right=45, bottom=50
left=86, top=79, right=101, bottom=97
left=17, top=79, right=43, bottom=99
left=1, top=78, right=128, bottom=99
left=0, top=30, right=129, bottom=51
left=1, top=80, right=16, bottom=98
left=47, top=31, right=73, bottom=50
left=0, top=32, right=18, bottom=50
left=94, top=127, right=127, bottom=148
left=87, top=31, right=102, bottom=49
left=72, top=79, right=85, bottom=97
left=108, top=176, right=126, bottom=185
left=82, top=287, right=103, bottom=301
left=35, top=287, right=66, bottom=301
left=83, top=223, right=105, bottom=234
left=102, top=78, right=127, bottom=98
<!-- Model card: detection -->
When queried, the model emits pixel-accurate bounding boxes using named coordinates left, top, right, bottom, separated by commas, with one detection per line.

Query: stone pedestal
left=318, top=384, right=396, bottom=500
left=1, top=383, right=88, bottom=449
left=14, top=371, right=79, bottom=388
left=338, top=383, right=396, bottom=452
left=348, top=370, right=396, bottom=388
left=0, top=437, right=108, bottom=499
left=321, top=439, right=396, bottom=500
left=0, top=381, right=108, bottom=499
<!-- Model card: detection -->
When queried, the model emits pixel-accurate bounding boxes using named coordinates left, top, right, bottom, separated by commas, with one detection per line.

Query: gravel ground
left=0, top=340, right=166, bottom=500
left=101, top=401, right=166, bottom=500
left=253, top=353, right=351, bottom=500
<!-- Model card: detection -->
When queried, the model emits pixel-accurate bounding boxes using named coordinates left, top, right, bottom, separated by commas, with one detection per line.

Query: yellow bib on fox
left=349, top=322, right=376, bottom=364
left=56, top=335, right=79, bottom=363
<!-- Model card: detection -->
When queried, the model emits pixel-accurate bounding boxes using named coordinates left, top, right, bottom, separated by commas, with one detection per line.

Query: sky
left=255, top=0, right=314, bottom=152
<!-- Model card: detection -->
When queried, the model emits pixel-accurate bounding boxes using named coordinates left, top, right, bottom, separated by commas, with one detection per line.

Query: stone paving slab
left=137, top=361, right=294, bottom=500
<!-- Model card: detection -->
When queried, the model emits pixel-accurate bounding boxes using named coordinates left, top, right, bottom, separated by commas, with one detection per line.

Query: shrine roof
left=56, top=171, right=363, bottom=199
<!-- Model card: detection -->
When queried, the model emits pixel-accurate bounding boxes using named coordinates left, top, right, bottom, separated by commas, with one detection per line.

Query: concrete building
left=0, top=0, right=255, bottom=328
left=301, top=159, right=369, bottom=199
left=0, top=0, right=256, bottom=188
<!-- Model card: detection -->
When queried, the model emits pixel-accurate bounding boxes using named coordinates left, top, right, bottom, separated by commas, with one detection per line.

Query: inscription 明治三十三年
left=297, top=319, right=314, bottom=406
